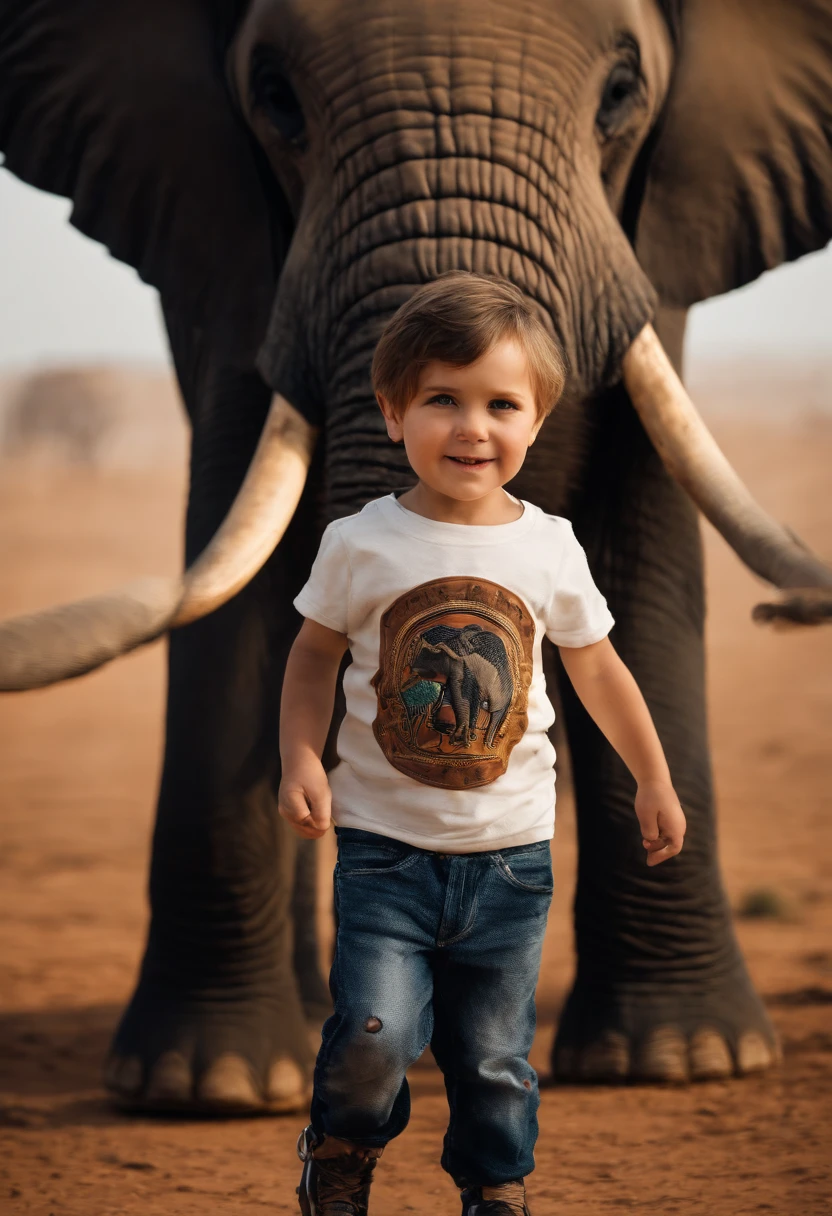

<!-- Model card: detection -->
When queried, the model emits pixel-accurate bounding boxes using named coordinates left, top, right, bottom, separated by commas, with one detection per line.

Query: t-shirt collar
left=378, top=491, right=539, bottom=546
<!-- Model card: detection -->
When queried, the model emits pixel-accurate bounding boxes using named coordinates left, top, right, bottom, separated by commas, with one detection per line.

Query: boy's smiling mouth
left=446, top=456, right=494, bottom=466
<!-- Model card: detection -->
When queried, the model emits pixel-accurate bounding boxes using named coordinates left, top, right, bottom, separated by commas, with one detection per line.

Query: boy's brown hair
left=372, top=271, right=566, bottom=421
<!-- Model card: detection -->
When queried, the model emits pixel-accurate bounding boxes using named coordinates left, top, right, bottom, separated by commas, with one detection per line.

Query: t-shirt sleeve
left=292, top=521, right=351, bottom=635
left=544, top=521, right=615, bottom=647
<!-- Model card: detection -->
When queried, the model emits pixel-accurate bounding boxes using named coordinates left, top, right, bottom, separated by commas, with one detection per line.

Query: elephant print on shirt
left=372, top=576, right=535, bottom=789
left=409, top=623, right=514, bottom=750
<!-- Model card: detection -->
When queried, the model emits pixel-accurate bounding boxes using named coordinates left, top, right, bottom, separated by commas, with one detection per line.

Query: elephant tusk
left=0, top=395, right=317, bottom=691
left=622, top=324, right=832, bottom=628
left=171, top=394, right=316, bottom=627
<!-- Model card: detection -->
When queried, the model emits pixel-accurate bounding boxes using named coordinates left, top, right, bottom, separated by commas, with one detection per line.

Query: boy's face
left=377, top=339, right=543, bottom=507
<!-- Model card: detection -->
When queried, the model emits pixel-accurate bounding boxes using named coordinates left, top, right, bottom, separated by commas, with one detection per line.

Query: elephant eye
left=250, top=48, right=307, bottom=151
left=596, top=51, right=643, bottom=139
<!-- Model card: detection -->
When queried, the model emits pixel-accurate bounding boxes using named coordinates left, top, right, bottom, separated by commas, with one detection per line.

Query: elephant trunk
left=0, top=395, right=316, bottom=691
left=260, top=119, right=657, bottom=516
left=623, top=324, right=832, bottom=625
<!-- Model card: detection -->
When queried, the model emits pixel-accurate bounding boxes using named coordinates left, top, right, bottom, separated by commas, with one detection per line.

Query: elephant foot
left=552, top=966, right=781, bottom=1084
left=105, top=971, right=315, bottom=1116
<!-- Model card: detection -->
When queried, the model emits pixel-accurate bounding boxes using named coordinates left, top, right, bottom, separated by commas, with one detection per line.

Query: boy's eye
left=426, top=394, right=519, bottom=410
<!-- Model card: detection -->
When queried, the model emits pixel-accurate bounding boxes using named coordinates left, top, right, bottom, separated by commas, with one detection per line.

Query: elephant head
left=0, top=0, right=830, bottom=686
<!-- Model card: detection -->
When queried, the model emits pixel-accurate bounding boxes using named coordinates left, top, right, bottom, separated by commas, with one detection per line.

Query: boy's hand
left=635, top=780, right=686, bottom=866
left=278, top=754, right=332, bottom=839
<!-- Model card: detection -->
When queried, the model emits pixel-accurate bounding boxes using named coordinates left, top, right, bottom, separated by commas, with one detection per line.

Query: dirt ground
left=1, top=415, right=831, bottom=1215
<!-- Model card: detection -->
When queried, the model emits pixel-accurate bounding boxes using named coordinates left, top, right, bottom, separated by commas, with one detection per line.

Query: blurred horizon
left=2, top=168, right=831, bottom=381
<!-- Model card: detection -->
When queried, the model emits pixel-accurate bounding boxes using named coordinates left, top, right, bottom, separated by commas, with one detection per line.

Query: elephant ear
left=0, top=0, right=279, bottom=361
left=636, top=0, right=832, bottom=305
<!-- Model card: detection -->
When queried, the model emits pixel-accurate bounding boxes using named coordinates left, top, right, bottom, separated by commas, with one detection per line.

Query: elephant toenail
left=195, top=1052, right=260, bottom=1109
left=365, top=1017, right=382, bottom=1033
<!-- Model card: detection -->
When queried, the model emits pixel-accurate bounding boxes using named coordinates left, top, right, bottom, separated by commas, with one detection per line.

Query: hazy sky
left=2, top=169, right=831, bottom=373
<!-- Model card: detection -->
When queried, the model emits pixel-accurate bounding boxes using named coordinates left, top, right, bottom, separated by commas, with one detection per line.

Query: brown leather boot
left=460, top=1180, right=531, bottom=1215
left=296, top=1126, right=383, bottom=1215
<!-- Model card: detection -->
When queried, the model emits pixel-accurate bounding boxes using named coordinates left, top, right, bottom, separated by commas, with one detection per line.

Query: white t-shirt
left=293, top=492, right=614, bottom=852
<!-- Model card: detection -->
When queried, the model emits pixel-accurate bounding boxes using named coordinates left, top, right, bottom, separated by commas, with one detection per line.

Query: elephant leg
left=105, top=571, right=319, bottom=1113
left=468, top=691, right=479, bottom=735
left=105, top=342, right=327, bottom=1114
left=552, top=384, right=778, bottom=1084
left=447, top=673, right=469, bottom=746
left=485, top=701, right=510, bottom=748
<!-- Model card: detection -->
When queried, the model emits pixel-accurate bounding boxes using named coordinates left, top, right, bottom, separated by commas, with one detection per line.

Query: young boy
left=278, top=272, right=686, bottom=1216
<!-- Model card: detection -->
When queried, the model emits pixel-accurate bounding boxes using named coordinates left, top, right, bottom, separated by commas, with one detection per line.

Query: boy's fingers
left=638, top=813, right=659, bottom=842
left=300, top=818, right=330, bottom=838
left=645, top=835, right=684, bottom=865
left=279, top=789, right=329, bottom=838
left=294, top=822, right=324, bottom=839
left=285, top=812, right=328, bottom=840
left=308, top=791, right=332, bottom=829
left=279, top=789, right=313, bottom=824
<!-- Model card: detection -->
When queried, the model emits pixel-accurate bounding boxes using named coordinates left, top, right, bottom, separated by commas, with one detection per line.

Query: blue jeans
left=310, top=827, right=553, bottom=1188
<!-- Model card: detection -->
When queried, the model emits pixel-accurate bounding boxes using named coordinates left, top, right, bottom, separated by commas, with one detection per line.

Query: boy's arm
left=557, top=636, right=686, bottom=866
left=278, top=617, right=348, bottom=839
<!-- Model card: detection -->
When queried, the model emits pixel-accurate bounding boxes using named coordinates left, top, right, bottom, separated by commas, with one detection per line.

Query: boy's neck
left=396, top=483, right=524, bottom=526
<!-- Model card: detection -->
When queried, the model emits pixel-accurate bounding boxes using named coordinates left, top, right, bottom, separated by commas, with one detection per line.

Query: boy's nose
left=454, top=410, right=490, bottom=441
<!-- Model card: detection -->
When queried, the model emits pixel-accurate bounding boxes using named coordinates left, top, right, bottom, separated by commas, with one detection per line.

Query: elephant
left=1, top=0, right=831, bottom=1116
left=410, top=624, right=514, bottom=748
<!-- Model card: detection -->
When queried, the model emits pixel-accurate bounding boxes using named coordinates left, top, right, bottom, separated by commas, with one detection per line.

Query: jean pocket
left=337, top=836, right=420, bottom=876
left=493, top=846, right=554, bottom=893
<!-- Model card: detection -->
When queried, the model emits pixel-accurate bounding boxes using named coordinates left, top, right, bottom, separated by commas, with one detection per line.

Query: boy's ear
left=528, top=417, right=544, bottom=446
left=377, top=393, right=404, bottom=443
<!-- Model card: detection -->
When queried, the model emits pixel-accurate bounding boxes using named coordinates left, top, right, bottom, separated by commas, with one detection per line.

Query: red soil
left=1, top=418, right=830, bottom=1215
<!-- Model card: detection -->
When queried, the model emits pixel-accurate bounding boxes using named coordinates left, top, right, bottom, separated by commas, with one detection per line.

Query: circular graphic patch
left=371, top=576, right=535, bottom=789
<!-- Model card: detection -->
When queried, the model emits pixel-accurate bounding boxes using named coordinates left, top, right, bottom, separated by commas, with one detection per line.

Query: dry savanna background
left=0, top=361, right=830, bottom=1215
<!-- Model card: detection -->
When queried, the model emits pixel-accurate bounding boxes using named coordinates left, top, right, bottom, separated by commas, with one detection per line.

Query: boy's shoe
left=296, top=1125, right=383, bottom=1215
left=460, top=1180, right=531, bottom=1215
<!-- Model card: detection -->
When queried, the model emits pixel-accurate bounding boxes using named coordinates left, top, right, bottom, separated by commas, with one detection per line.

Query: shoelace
left=314, top=1152, right=378, bottom=1215
left=471, top=1181, right=528, bottom=1214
